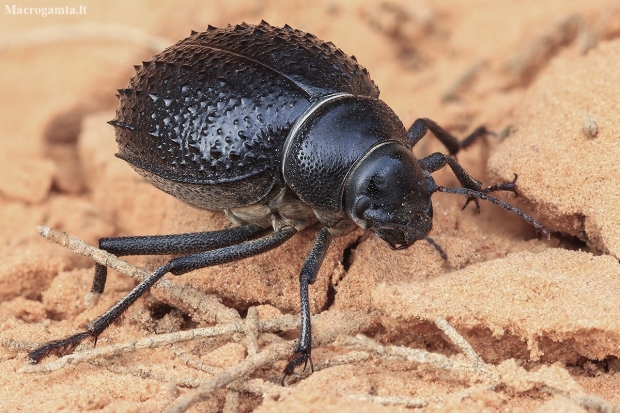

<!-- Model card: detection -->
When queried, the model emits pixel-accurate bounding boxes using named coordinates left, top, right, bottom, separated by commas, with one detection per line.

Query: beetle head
left=343, top=142, right=438, bottom=250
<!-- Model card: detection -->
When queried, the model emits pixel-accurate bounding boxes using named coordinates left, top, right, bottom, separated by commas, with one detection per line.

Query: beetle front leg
left=422, top=152, right=482, bottom=191
left=90, top=225, right=266, bottom=301
left=407, top=118, right=491, bottom=155
left=422, top=153, right=517, bottom=212
left=282, top=227, right=332, bottom=384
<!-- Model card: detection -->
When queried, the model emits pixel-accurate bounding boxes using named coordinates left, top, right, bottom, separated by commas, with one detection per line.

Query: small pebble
left=583, top=114, right=598, bottom=139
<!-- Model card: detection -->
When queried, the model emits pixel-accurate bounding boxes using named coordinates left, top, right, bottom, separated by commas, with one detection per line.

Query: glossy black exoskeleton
left=29, top=21, right=549, bottom=381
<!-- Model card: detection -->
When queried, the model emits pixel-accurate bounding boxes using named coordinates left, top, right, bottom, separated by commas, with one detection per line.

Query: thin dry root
left=243, top=307, right=260, bottom=356
left=340, top=319, right=618, bottom=413
left=95, top=357, right=291, bottom=402
left=170, top=344, right=288, bottom=400
left=19, top=322, right=242, bottom=373
left=170, top=345, right=224, bottom=377
left=434, top=316, right=483, bottom=366
left=442, top=60, right=485, bottom=102
left=313, top=351, right=371, bottom=372
left=503, top=14, right=583, bottom=88
left=94, top=358, right=206, bottom=389
left=163, top=311, right=375, bottom=413
left=541, top=387, right=620, bottom=413
left=335, top=332, right=498, bottom=383
left=2, top=338, right=40, bottom=352
left=20, top=312, right=306, bottom=374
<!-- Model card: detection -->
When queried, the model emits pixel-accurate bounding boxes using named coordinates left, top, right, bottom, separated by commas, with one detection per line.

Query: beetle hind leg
left=29, top=226, right=296, bottom=365
left=88, top=224, right=267, bottom=304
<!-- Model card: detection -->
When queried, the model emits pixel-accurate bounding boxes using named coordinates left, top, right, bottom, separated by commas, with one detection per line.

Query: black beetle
left=30, top=21, right=548, bottom=380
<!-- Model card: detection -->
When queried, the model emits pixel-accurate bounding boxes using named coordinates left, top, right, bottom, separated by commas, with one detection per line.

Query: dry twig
left=434, top=316, right=483, bottom=367
left=243, top=307, right=260, bottom=356
left=19, top=322, right=243, bottom=373
left=338, top=319, right=619, bottom=413
left=164, top=311, right=375, bottom=413
left=19, top=311, right=348, bottom=374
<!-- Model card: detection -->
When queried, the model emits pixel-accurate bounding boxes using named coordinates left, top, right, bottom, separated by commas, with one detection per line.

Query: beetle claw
left=281, top=350, right=314, bottom=385
left=28, top=331, right=92, bottom=364
left=461, top=197, right=481, bottom=212
left=461, top=174, right=520, bottom=211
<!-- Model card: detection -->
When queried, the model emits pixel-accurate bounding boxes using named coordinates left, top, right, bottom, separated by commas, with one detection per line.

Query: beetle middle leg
left=28, top=225, right=297, bottom=364
left=407, top=117, right=491, bottom=156
left=89, top=224, right=267, bottom=301
left=283, top=226, right=332, bottom=384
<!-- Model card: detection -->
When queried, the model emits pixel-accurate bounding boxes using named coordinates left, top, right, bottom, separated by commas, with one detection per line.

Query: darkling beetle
left=29, top=21, right=549, bottom=381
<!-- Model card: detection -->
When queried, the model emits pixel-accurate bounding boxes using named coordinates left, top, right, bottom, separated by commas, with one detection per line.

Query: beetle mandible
left=29, top=21, right=549, bottom=380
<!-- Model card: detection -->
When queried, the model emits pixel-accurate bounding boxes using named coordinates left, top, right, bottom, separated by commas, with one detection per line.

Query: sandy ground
left=1, top=0, right=620, bottom=412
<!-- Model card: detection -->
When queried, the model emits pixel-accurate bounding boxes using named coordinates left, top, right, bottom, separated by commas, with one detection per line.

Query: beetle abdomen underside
left=110, top=21, right=379, bottom=192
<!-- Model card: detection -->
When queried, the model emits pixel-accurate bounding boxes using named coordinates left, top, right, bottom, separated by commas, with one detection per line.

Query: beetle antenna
left=436, top=186, right=550, bottom=239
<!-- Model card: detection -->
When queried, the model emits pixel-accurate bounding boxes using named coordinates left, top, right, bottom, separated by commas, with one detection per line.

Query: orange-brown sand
left=1, top=1, right=619, bottom=411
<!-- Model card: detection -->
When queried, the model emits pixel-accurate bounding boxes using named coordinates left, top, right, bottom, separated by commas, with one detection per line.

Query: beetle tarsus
left=459, top=125, right=493, bottom=151
left=281, top=350, right=313, bottom=385
left=461, top=174, right=520, bottom=211
left=28, top=331, right=92, bottom=364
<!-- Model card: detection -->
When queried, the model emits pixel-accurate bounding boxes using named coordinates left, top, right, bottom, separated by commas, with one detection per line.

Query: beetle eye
left=354, top=196, right=371, bottom=219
